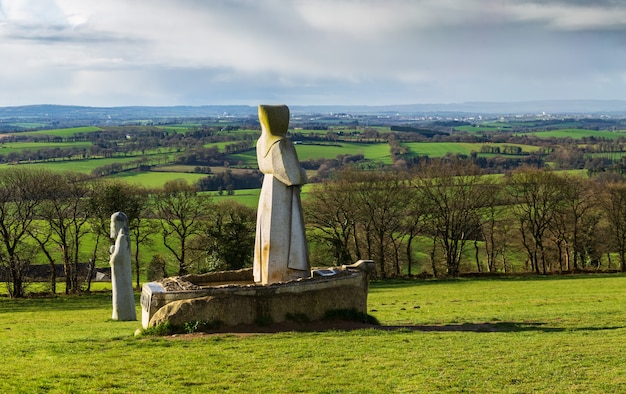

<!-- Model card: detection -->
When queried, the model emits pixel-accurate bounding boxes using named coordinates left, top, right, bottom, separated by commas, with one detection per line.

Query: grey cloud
left=2, top=24, right=131, bottom=44
left=1, top=0, right=626, bottom=106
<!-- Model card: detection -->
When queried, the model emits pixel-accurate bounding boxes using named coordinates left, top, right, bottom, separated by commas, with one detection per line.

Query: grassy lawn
left=227, top=142, right=393, bottom=167
left=523, top=129, right=626, bottom=140
left=296, top=142, right=392, bottom=164
left=2, top=274, right=626, bottom=392
left=213, top=184, right=313, bottom=208
left=402, top=142, right=541, bottom=158
left=454, top=124, right=512, bottom=133
left=109, top=171, right=208, bottom=188
left=0, top=140, right=92, bottom=153
left=2, top=155, right=167, bottom=174
left=6, top=126, right=103, bottom=138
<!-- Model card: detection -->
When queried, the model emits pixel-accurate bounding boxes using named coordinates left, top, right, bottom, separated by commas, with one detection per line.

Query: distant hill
left=291, top=100, right=626, bottom=115
left=1, top=100, right=626, bottom=127
left=0, top=104, right=258, bottom=121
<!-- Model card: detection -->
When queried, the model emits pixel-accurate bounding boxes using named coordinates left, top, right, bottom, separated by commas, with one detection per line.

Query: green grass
left=2, top=155, right=167, bottom=174
left=454, top=124, right=512, bottom=133
left=203, top=141, right=241, bottom=151
left=524, top=129, right=626, bottom=140
left=0, top=140, right=92, bottom=153
left=402, top=142, right=541, bottom=158
left=7, top=126, right=103, bottom=138
left=296, top=142, right=391, bottom=163
left=108, top=171, right=209, bottom=188
left=212, top=184, right=314, bottom=208
left=403, top=142, right=478, bottom=157
left=2, top=275, right=626, bottom=392
left=227, top=142, right=393, bottom=167
left=6, top=122, right=49, bottom=129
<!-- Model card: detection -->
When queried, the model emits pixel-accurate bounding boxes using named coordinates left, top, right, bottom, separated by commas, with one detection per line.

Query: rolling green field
left=0, top=140, right=92, bottom=153
left=523, top=129, right=626, bottom=140
left=228, top=142, right=393, bottom=167
left=296, top=142, right=392, bottom=164
left=402, top=142, right=541, bottom=158
left=7, top=126, right=102, bottom=138
left=1, top=155, right=168, bottom=174
left=454, top=123, right=512, bottom=133
left=110, top=171, right=208, bottom=188
left=2, top=275, right=626, bottom=392
left=214, top=184, right=314, bottom=208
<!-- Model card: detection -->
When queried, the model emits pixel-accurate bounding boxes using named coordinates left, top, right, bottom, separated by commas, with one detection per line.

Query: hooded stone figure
left=253, top=105, right=311, bottom=284
left=109, top=211, right=136, bottom=321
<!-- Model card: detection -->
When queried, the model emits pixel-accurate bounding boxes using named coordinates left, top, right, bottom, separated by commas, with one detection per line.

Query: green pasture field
left=214, top=184, right=313, bottom=208
left=403, top=142, right=477, bottom=157
left=109, top=171, right=208, bottom=188
left=6, top=126, right=102, bottom=138
left=296, top=142, right=392, bottom=163
left=585, top=152, right=626, bottom=160
left=227, top=151, right=257, bottom=166
left=0, top=140, right=92, bottom=153
left=454, top=124, right=512, bottom=133
left=2, top=275, right=626, bottom=392
left=523, top=129, right=626, bottom=140
left=3, top=155, right=169, bottom=174
left=402, top=142, right=541, bottom=158
left=5, top=122, right=48, bottom=129
left=227, top=142, right=392, bottom=167
left=211, top=189, right=261, bottom=207
left=203, top=141, right=241, bottom=151
left=156, top=124, right=201, bottom=133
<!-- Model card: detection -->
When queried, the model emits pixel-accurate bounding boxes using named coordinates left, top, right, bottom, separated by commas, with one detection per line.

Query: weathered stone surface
left=109, top=212, right=136, bottom=321
left=254, top=105, right=311, bottom=284
left=141, top=262, right=375, bottom=329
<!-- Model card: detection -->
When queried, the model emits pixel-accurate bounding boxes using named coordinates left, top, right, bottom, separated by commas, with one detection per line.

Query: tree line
left=5, top=159, right=626, bottom=298
left=0, top=169, right=255, bottom=298
left=303, top=160, right=626, bottom=279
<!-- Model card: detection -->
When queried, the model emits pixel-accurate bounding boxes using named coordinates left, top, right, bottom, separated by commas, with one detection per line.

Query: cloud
left=0, top=0, right=625, bottom=106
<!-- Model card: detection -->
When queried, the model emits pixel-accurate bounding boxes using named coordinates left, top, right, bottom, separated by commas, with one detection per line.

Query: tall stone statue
left=109, top=212, right=136, bottom=321
left=253, top=105, right=311, bottom=284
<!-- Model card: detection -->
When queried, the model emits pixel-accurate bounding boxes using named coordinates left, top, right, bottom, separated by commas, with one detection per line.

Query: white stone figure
left=109, top=212, right=136, bottom=321
left=253, top=105, right=311, bottom=284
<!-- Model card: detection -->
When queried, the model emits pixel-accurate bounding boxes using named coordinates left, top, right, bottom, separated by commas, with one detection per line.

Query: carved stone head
left=110, top=211, right=129, bottom=239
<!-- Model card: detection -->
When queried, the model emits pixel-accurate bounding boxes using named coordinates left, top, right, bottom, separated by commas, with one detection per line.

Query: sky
left=1, top=0, right=626, bottom=107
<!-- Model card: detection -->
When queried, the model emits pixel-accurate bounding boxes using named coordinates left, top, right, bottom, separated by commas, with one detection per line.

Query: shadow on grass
left=376, top=322, right=626, bottom=333
left=370, top=272, right=626, bottom=289
left=163, top=320, right=625, bottom=337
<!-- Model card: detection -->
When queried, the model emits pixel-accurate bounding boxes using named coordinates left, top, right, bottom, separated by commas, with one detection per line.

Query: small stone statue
left=253, top=104, right=311, bottom=284
left=109, top=212, right=136, bottom=321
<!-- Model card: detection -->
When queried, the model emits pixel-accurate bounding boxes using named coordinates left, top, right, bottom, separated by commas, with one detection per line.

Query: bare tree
left=305, top=168, right=413, bottom=278
left=351, top=170, right=413, bottom=278
left=480, top=182, right=510, bottom=273
left=507, top=168, right=566, bottom=274
left=34, top=172, right=92, bottom=294
left=303, top=174, right=357, bottom=267
left=153, top=179, right=208, bottom=275
left=598, top=180, right=626, bottom=272
left=550, top=175, right=598, bottom=271
left=0, top=168, right=49, bottom=297
left=413, top=160, right=494, bottom=277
